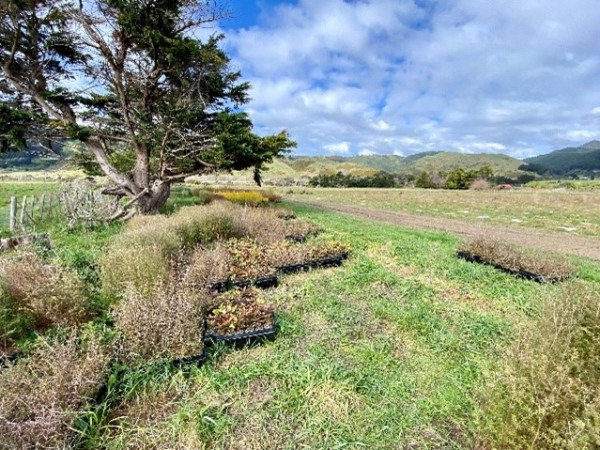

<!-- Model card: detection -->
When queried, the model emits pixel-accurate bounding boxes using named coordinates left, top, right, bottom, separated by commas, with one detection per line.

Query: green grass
left=3, top=190, right=597, bottom=447
left=74, top=202, right=599, bottom=448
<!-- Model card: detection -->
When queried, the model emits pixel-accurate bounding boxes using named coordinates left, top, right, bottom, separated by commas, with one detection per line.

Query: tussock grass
left=0, top=254, right=90, bottom=353
left=99, top=202, right=317, bottom=299
left=173, top=203, right=245, bottom=248
left=459, top=235, right=576, bottom=281
left=113, top=284, right=206, bottom=365
left=476, top=282, right=600, bottom=448
left=0, top=332, right=110, bottom=449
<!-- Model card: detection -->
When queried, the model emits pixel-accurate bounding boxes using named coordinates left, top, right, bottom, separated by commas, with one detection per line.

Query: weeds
left=475, top=282, right=600, bottom=448
left=0, top=331, right=110, bottom=449
left=0, top=254, right=90, bottom=351
left=113, top=285, right=206, bottom=365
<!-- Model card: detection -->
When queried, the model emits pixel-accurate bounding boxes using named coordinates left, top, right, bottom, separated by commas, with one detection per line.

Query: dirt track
left=297, top=201, right=600, bottom=261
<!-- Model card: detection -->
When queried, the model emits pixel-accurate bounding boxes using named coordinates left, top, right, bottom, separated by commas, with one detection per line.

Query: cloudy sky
left=219, top=0, right=600, bottom=158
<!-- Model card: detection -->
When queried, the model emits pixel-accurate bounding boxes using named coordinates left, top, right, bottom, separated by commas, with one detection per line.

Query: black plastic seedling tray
left=206, top=313, right=276, bottom=349
left=277, top=252, right=349, bottom=275
left=456, top=251, right=561, bottom=283
left=207, top=275, right=279, bottom=293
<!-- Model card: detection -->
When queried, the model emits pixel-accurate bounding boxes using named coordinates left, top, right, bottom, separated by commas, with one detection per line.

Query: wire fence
left=1, top=192, right=63, bottom=233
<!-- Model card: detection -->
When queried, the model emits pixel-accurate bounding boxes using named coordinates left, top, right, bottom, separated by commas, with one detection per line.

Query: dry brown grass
left=113, top=284, right=206, bottom=365
left=476, top=282, right=600, bottom=448
left=184, top=245, right=230, bottom=287
left=99, top=203, right=318, bottom=299
left=0, top=332, right=110, bottom=449
left=459, top=235, right=576, bottom=281
left=99, top=215, right=182, bottom=301
left=0, top=254, right=90, bottom=348
left=173, top=203, right=246, bottom=248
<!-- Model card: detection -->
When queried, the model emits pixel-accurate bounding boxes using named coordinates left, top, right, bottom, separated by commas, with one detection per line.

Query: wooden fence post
left=19, top=195, right=27, bottom=229
left=40, top=193, right=46, bottom=220
left=9, top=196, right=17, bottom=232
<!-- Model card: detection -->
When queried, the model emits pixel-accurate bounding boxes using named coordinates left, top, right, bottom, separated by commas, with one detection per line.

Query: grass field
left=283, top=187, right=600, bottom=237
left=2, top=184, right=599, bottom=448
left=73, top=203, right=599, bottom=448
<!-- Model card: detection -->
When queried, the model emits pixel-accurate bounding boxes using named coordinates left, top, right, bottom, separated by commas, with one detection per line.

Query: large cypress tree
left=0, top=0, right=294, bottom=217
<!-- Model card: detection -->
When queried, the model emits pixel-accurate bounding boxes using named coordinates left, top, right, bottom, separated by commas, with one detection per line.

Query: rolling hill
left=524, top=140, right=600, bottom=174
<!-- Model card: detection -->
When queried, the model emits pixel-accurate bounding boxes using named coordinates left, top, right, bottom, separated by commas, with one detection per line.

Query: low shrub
left=206, top=288, right=274, bottom=335
left=0, top=332, right=110, bottom=449
left=475, top=282, right=600, bottom=448
left=113, top=285, right=206, bottom=365
left=469, top=178, right=491, bottom=190
left=458, top=236, right=576, bottom=281
left=0, top=255, right=90, bottom=352
left=216, top=190, right=269, bottom=207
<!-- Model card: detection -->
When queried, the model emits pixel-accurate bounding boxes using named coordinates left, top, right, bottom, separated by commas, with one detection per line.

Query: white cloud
left=393, top=150, right=405, bottom=156
left=564, top=130, right=600, bottom=142
left=323, top=142, right=350, bottom=154
left=369, top=120, right=393, bottom=131
left=359, top=149, right=377, bottom=156
left=225, top=0, right=600, bottom=157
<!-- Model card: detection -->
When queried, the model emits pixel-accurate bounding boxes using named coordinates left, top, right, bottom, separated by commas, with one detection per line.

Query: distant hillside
left=524, top=141, right=600, bottom=174
left=290, top=152, right=523, bottom=176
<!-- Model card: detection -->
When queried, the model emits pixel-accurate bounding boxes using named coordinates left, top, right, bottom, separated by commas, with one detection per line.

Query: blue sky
left=216, top=0, right=600, bottom=158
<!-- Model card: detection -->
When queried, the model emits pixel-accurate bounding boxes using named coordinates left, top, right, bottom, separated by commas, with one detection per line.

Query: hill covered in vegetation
left=524, top=140, right=600, bottom=175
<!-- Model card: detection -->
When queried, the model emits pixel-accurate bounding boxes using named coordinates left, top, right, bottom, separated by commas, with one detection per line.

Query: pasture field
left=1, top=186, right=599, bottom=448
left=80, top=205, right=599, bottom=448
left=283, top=187, right=600, bottom=237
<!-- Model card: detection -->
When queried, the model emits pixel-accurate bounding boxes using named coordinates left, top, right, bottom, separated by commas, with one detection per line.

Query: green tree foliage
left=415, top=171, right=436, bottom=189
left=0, top=0, right=295, bottom=216
left=308, top=171, right=412, bottom=188
left=444, top=168, right=470, bottom=189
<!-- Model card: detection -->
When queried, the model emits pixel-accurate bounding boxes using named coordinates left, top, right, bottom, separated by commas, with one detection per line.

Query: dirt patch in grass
left=299, top=201, right=600, bottom=260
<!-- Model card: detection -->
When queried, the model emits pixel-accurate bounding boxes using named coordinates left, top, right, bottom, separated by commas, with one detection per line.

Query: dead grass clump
left=99, top=216, right=181, bottom=300
left=184, top=245, right=230, bottom=287
left=459, top=235, right=576, bottom=281
left=113, top=285, right=206, bottom=365
left=476, top=282, right=600, bottom=448
left=0, top=255, right=90, bottom=349
left=239, top=208, right=319, bottom=244
left=264, top=240, right=307, bottom=267
left=0, top=332, right=110, bottom=449
left=184, top=238, right=277, bottom=286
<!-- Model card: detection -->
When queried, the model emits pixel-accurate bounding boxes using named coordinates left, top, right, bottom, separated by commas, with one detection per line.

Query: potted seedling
left=205, top=288, right=276, bottom=347
left=225, top=239, right=279, bottom=290
left=305, top=241, right=350, bottom=268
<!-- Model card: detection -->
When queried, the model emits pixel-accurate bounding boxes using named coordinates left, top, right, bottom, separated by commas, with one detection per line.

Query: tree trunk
left=137, top=180, right=171, bottom=214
